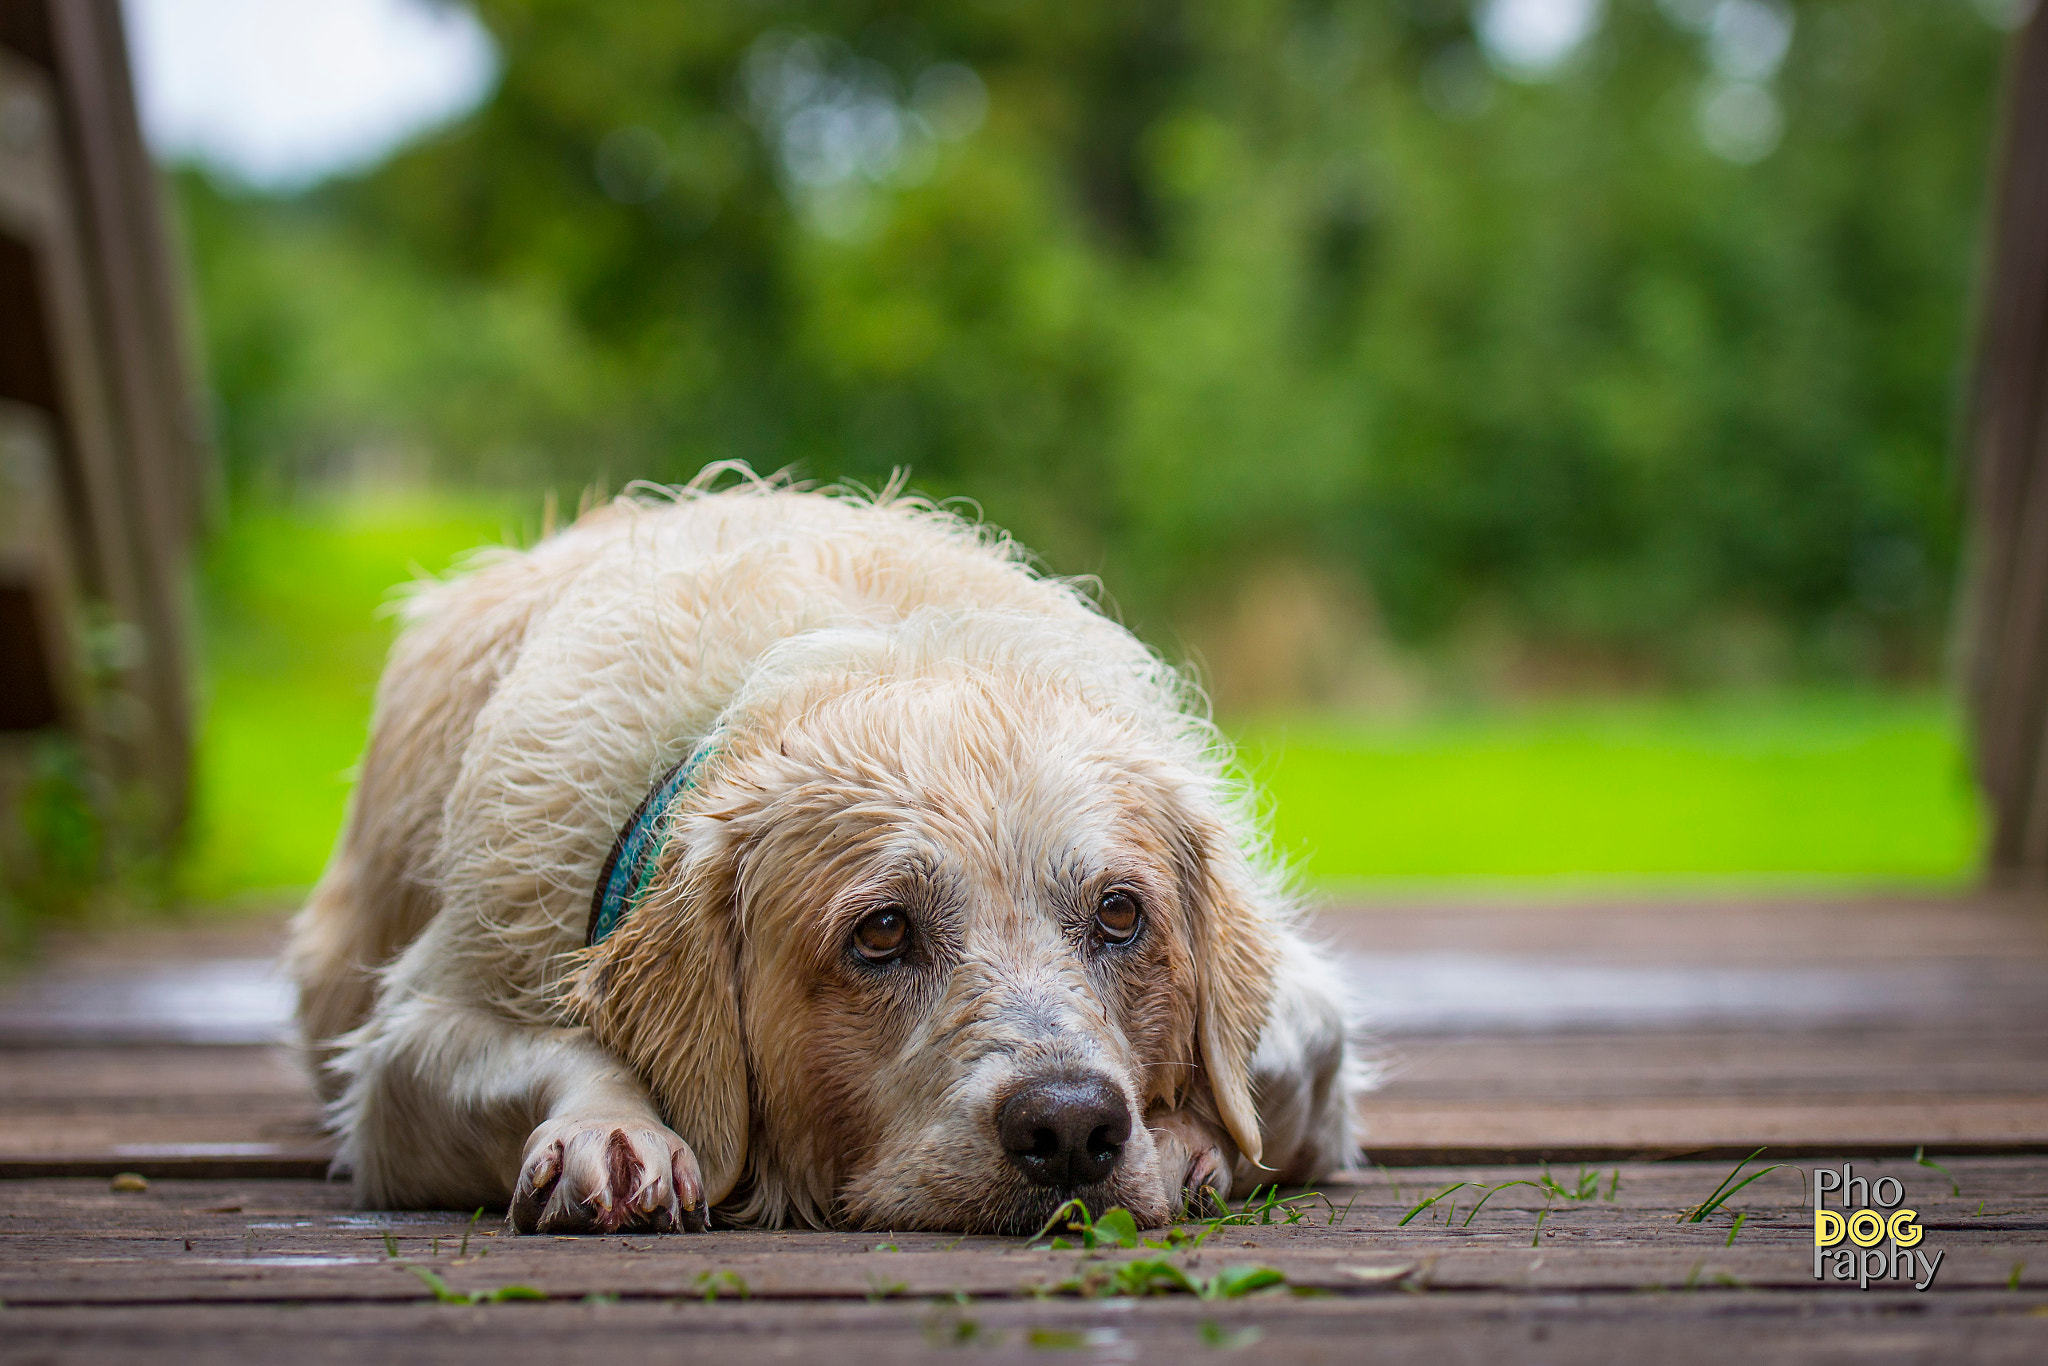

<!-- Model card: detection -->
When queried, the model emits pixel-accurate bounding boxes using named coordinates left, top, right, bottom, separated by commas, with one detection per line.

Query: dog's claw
left=1180, top=1147, right=1231, bottom=1219
left=508, top=1137, right=562, bottom=1232
left=1149, top=1109, right=1235, bottom=1218
left=673, top=1149, right=710, bottom=1231
left=510, top=1119, right=706, bottom=1235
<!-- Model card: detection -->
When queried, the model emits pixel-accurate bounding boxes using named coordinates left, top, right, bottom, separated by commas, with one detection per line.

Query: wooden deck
left=2, top=894, right=2045, bottom=1362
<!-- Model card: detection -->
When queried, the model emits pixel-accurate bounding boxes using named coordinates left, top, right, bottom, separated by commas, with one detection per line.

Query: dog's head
left=566, top=615, right=1279, bottom=1232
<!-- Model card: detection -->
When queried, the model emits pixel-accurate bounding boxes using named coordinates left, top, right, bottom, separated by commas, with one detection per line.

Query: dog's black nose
left=997, top=1074, right=1131, bottom=1188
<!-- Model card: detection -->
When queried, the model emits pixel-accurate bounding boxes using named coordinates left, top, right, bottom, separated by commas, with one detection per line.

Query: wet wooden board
left=6, top=1040, right=2048, bottom=1178
left=3, top=894, right=2047, bottom=1359
left=4, top=896, right=2047, bottom=1176
left=6, top=1296, right=2046, bottom=1366
left=0, top=1159, right=2042, bottom=1363
left=0, top=1045, right=329, bottom=1176
left=1312, top=891, right=2048, bottom=964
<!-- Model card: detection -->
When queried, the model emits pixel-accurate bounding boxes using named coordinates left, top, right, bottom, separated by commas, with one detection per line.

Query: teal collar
left=586, top=741, right=715, bottom=947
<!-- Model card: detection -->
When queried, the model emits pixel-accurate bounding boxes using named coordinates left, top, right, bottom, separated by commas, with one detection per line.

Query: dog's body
left=291, top=476, right=1355, bottom=1233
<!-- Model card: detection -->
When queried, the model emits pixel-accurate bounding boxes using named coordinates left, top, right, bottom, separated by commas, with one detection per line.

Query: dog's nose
left=997, top=1074, right=1132, bottom=1188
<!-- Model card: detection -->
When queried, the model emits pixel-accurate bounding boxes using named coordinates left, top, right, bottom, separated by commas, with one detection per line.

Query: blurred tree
left=174, top=0, right=2013, bottom=703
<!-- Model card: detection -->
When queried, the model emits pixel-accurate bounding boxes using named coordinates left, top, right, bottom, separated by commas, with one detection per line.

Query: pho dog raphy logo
left=1812, top=1163, right=1943, bottom=1291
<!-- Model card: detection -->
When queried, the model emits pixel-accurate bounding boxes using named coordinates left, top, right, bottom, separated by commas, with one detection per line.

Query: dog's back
left=287, top=480, right=1115, bottom=1096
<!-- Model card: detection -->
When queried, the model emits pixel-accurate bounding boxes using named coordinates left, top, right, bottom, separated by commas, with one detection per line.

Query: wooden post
left=0, top=0, right=207, bottom=876
left=1967, top=7, right=2048, bottom=882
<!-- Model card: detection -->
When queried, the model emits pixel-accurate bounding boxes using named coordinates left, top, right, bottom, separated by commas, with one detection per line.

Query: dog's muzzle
left=996, top=1073, right=1131, bottom=1188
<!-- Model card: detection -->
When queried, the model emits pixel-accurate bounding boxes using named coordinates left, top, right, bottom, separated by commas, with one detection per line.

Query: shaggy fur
left=290, top=469, right=1357, bottom=1233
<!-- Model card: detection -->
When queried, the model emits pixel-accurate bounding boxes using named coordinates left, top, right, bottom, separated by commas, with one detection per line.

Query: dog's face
left=573, top=655, right=1276, bottom=1232
left=736, top=679, right=1212, bottom=1232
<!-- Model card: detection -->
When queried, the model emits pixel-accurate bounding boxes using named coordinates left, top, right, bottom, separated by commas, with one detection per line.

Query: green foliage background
left=179, top=0, right=2009, bottom=692
left=177, top=500, right=1977, bottom=897
left=150, top=1, right=2012, bottom=897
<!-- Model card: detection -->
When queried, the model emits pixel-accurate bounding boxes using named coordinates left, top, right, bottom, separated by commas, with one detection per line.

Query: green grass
left=1238, top=694, right=1983, bottom=888
left=182, top=498, right=1986, bottom=900
left=183, top=496, right=520, bottom=900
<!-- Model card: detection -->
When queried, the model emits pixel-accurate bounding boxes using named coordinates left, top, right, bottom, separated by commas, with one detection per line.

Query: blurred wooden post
left=0, top=0, right=207, bottom=868
left=1968, top=7, right=2048, bottom=883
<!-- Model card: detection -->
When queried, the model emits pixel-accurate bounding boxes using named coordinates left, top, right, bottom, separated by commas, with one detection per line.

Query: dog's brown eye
left=853, top=907, right=911, bottom=962
left=1095, top=890, right=1142, bottom=944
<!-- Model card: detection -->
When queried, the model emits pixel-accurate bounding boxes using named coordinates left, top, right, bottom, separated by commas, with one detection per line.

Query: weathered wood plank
left=1381, top=1030, right=2048, bottom=1099
left=0, top=1045, right=312, bottom=1104
left=7, top=1036, right=2047, bottom=1178
left=1361, top=1097, right=2048, bottom=1150
left=1309, top=893, right=2048, bottom=965
left=0, top=1156, right=2038, bottom=1305
left=3, top=1294, right=2044, bottom=1366
left=1, top=898, right=2043, bottom=1360
left=4, top=895, right=2047, bottom=1175
left=0, top=1044, right=330, bottom=1175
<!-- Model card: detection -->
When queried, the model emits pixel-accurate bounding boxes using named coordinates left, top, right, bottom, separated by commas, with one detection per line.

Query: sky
left=115, top=0, right=1910, bottom=191
left=120, top=0, right=497, bottom=189
left=117, top=0, right=1625, bottom=191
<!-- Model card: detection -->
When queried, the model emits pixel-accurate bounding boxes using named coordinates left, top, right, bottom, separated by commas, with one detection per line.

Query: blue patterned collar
left=586, top=741, right=716, bottom=947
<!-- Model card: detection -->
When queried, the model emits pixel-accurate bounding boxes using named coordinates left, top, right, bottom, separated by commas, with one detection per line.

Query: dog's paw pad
left=510, top=1119, right=706, bottom=1235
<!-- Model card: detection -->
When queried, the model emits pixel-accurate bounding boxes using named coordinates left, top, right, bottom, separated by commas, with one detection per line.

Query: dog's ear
left=1180, top=815, right=1281, bottom=1169
left=563, top=836, right=749, bottom=1205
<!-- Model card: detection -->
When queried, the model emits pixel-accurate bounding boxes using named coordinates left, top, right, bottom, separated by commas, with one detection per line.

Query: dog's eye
left=852, top=907, right=911, bottom=962
left=1094, top=890, right=1142, bottom=944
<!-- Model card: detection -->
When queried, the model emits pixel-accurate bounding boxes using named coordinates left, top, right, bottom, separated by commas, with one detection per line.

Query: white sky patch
left=122, top=0, right=497, bottom=189
left=1697, top=79, right=1782, bottom=163
left=1477, top=0, right=1606, bottom=80
left=1706, top=0, right=1794, bottom=83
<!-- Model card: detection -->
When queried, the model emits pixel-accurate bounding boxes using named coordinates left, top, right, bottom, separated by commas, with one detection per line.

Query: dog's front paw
left=510, top=1117, right=708, bottom=1234
left=1149, top=1110, right=1234, bottom=1218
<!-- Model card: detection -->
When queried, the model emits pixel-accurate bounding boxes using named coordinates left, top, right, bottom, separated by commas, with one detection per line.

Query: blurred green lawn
left=184, top=500, right=1984, bottom=901
left=1240, top=697, right=1981, bottom=891
left=185, top=497, right=518, bottom=900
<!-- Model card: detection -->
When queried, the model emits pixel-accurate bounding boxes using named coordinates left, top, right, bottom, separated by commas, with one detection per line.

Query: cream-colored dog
left=290, top=471, right=1355, bottom=1234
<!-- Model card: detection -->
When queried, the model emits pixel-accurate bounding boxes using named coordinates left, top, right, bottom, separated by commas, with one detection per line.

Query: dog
left=289, top=470, right=1356, bottom=1234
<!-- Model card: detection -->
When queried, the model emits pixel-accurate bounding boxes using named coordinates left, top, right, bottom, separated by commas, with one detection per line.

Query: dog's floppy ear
left=1181, top=816, right=1281, bottom=1169
left=564, top=836, right=749, bottom=1205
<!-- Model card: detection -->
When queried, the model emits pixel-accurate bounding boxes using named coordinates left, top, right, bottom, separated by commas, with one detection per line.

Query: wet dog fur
left=290, top=472, right=1357, bottom=1234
